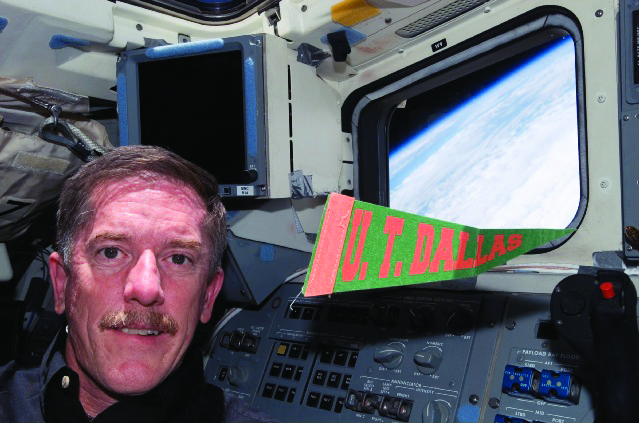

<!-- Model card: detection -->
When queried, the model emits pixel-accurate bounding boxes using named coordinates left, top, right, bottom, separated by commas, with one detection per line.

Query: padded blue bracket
left=145, top=38, right=224, bottom=59
left=49, top=34, right=91, bottom=49
left=244, top=57, right=257, bottom=159
left=117, top=72, right=128, bottom=146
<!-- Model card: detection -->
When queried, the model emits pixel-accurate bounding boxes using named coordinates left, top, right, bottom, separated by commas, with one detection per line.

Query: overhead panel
left=396, top=0, right=489, bottom=38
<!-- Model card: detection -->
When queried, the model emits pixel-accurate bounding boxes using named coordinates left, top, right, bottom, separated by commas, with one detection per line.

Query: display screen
left=137, top=50, right=246, bottom=184
left=388, top=36, right=579, bottom=229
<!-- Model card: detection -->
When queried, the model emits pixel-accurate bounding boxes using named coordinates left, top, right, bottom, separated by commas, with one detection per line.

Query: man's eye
left=101, top=247, right=120, bottom=259
left=171, top=254, right=189, bottom=265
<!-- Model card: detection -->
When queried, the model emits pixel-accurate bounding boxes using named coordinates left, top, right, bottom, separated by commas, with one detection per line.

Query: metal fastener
left=136, top=23, right=143, bottom=31
left=385, top=18, right=392, bottom=24
left=624, top=115, right=630, bottom=121
left=595, top=9, right=603, bottom=17
left=600, top=180, right=609, bottom=189
left=301, top=5, right=307, bottom=11
left=488, top=397, right=500, bottom=409
left=505, top=320, right=516, bottom=330
left=469, top=394, right=479, bottom=405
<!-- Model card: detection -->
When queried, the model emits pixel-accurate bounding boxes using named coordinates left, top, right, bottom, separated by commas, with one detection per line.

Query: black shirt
left=0, top=332, right=276, bottom=423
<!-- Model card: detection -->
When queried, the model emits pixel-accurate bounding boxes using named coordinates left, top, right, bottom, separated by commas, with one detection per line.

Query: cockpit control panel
left=206, top=282, right=610, bottom=423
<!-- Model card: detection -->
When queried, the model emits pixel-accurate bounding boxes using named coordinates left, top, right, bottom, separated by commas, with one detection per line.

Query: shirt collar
left=39, top=328, right=69, bottom=411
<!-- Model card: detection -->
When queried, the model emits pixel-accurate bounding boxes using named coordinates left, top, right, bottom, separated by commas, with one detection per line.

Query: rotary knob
left=409, top=306, right=435, bottom=332
left=422, top=400, right=451, bottom=423
left=227, top=365, right=250, bottom=387
left=446, top=307, right=474, bottom=336
left=374, top=342, right=405, bottom=369
left=414, top=346, right=443, bottom=375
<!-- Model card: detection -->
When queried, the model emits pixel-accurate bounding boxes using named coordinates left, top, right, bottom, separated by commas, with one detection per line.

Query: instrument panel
left=206, top=281, right=601, bottom=423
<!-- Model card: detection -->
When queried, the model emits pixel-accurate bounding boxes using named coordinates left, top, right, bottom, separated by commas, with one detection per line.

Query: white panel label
left=237, top=186, right=255, bottom=196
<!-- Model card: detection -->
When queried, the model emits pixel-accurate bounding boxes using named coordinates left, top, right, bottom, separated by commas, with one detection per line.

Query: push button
left=276, top=343, right=289, bottom=356
left=327, top=372, right=341, bottom=388
left=289, top=306, right=302, bottom=319
left=341, top=374, right=351, bottom=390
left=274, top=386, right=288, bottom=401
left=289, top=344, right=302, bottom=359
left=320, top=395, right=335, bottom=411
left=301, top=345, right=310, bottom=360
left=320, top=348, right=334, bottom=363
left=282, top=364, right=295, bottom=379
left=600, top=282, right=615, bottom=299
left=302, top=308, right=315, bottom=320
left=313, top=370, right=327, bottom=385
left=333, top=350, right=348, bottom=366
left=262, top=383, right=275, bottom=398
left=348, top=352, right=358, bottom=367
left=295, top=367, right=304, bottom=381
left=307, top=392, right=321, bottom=407
left=287, top=388, right=296, bottom=403
left=269, top=362, right=283, bottom=377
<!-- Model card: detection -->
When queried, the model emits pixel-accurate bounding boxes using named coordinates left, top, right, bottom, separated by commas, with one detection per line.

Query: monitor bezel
left=116, top=35, right=267, bottom=197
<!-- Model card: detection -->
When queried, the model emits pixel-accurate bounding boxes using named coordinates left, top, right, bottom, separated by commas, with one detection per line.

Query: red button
left=600, top=282, right=615, bottom=299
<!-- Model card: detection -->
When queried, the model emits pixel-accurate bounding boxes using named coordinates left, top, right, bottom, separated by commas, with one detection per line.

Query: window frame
left=351, top=12, right=587, bottom=252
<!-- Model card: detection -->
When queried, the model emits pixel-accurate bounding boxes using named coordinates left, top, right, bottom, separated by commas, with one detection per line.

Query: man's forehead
left=91, top=176, right=207, bottom=213
left=77, top=176, right=210, bottom=244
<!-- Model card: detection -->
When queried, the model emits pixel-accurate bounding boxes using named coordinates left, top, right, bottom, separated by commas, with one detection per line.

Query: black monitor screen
left=137, top=50, right=246, bottom=184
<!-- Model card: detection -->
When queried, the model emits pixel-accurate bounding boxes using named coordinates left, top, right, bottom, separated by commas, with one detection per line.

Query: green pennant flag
left=303, top=193, right=573, bottom=297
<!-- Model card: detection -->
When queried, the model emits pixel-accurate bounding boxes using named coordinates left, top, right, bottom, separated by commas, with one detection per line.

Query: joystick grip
left=551, top=270, right=639, bottom=423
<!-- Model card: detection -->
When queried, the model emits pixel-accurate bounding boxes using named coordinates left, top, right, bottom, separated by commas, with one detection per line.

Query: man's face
left=50, top=177, right=223, bottom=396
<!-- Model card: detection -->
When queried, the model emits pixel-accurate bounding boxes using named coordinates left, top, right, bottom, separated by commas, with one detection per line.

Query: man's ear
left=49, top=252, right=69, bottom=315
left=200, top=268, right=224, bottom=324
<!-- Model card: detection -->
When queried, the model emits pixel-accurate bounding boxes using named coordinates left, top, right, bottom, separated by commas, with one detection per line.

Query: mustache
left=98, top=309, right=179, bottom=336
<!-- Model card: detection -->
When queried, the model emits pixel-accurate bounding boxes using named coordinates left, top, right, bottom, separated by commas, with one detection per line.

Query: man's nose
left=124, top=249, right=165, bottom=306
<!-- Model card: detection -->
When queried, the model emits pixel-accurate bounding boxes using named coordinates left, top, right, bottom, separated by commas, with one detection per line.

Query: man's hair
left=56, top=145, right=227, bottom=272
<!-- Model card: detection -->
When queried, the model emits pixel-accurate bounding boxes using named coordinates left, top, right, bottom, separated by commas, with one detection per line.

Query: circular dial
left=374, top=342, right=405, bottom=369
left=446, top=307, right=475, bottom=336
left=422, top=400, right=451, bottom=423
left=409, top=305, right=436, bottom=331
left=414, top=346, right=443, bottom=375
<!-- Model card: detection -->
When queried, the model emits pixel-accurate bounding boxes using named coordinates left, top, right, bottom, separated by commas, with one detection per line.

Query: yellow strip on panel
left=331, top=0, right=381, bottom=27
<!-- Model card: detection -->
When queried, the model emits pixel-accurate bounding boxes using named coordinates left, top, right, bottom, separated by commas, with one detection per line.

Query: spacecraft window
left=387, top=35, right=580, bottom=230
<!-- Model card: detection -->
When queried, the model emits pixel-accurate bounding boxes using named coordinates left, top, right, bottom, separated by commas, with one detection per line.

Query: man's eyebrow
left=167, top=239, right=204, bottom=251
left=86, top=232, right=130, bottom=247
